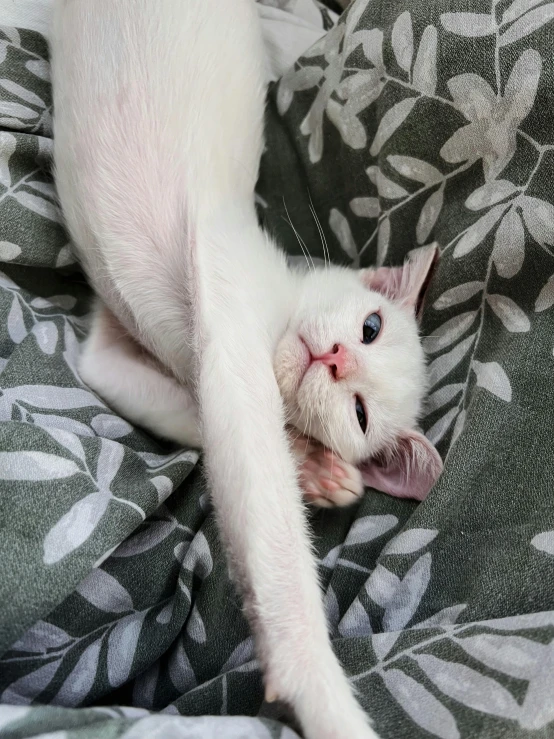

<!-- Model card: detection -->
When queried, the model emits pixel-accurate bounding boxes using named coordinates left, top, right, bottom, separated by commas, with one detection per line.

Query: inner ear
left=360, top=243, right=439, bottom=319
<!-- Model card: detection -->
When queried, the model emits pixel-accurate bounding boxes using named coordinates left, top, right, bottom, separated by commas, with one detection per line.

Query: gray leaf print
left=96, top=439, right=124, bottom=490
left=183, top=531, right=213, bottom=579
left=433, top=282, right=484, bottom=310
left=32, top=415, right=92, bottom=440
left=25, top=58, right=50, bottom=81
left=54, top=639, right=102, bottom=706
left=428, top=334, right=476, bottom=388
left=150, top=475, right=174, bottom=503
left=424, top=384, right=463, bottom=415
left=391, top=11, right=413, bottom=74
left=43, top=492, right=111, bottom=565
left=0, top=241, right=21, bottom=260
left=32, top=321, right=58, bottom=355
left=11, top=621, right=72, bottom=654
left=454, top=204, right=510, bottom=258
left=465, top=180, right=519, bottom=211
left=220, top=637, right=255, bottom=673
left=90, top=414, right=133, bottom=439
left=132, top=662, right=159, bottom=709
left=320, top=544, right=341, bottom=568
left=0, top=79, right=45, bottom=108
left=383, top=528, right=438, bottom=555
left=425, top=313, right=476, bottom=354
left=503, top=0, right=546, bottom=25
left=500, top=4, right=554, bottom=46
left=3, top=384, right=104, bottom=411
left=338, top=596, right=372, bottom=637
left=521, top=196, right=554, bottom=246
left=13, top=191, right=61, bottom=223
left=370, top=98, right=417, bottom=156
left=503, top=49, right=542, bottom=122
left=107, top=611, right=146, bottom=687
left=535, top=274, right=554, bottom=311
left=77, top=569, right=134, bottom=613
left=0, top=451, right=80, bottom=481
left=382, top=668, right=460, bottom=739
left=472, top=361, right=512, bottom=402
left=7, top=296, right=27, bottom=343
left=324, top=585, right=340, bottom=631
left=0, top=25, right=20, bottom=45
left=531, top=530, right=554, bottom=554
left=113, top=520, right=176, bottom=558
left=383, top=553, right=431, bottom=630
left=492, top=208, right=525, bottom=279
left=440, top=13, right=496, bottom=37
left=345, top=515, right=399, bottom=546
left=416, top=604, right=467, bottom=629
left=367, top=167, right=408, bottom=200
left=417, top=186, right=444, bottom=244
left=329, top=208, right=357, bottom=259
left=486, top=294, right=530, bottom=332
left=519, top=643, right=554, bottom=729
left=156, top=599, right=174, bottom=625
left=372, top=631, right=401, bottom=661
left=186, top=603, right=207, bottom=644
left=426, top=408, right=459, bottom=444
left=366, top=564, right=400, bottom=608
left=451, top=409, right=466, bottom=445
left=41, top=426, right=86, bottom=463
left=412, top=25, right=437, bottom=95
left=168, top=638, right=197, bottom=693
left=326, top=100, right=366, bottom=150
left=414, top=653, right=520, bottom=718
left=377, top=217, right=390, bottom=266
left=1, top=658, right=61, bottom=704
left=0, top=131, right=16, bottom=186
left=0, top=707, right=30, bottom=732
left=350, top=197, right=379, bottom=218
left=387, top=155, right=442, bottom=185
left=455, top=633, right=547, bottom=680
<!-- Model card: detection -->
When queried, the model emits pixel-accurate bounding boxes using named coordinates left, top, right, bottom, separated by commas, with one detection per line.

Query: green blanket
left=1, top=1, right=554, bottom=737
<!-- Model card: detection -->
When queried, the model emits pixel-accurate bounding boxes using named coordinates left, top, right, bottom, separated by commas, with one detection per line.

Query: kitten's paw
left=300, top=448, right=364, bottom=508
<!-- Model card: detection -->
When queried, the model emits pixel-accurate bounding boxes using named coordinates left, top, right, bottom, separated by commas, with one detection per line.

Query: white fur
left=49, top=2, right=437, bottom=736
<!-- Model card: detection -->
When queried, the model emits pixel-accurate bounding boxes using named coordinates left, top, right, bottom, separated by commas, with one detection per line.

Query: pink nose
left=314, top=344, right=348, bottom=380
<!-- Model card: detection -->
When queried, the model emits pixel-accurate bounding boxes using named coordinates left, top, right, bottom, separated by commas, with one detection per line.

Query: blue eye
left=355, top=396, right=367, bottom=433
left=363, top=313, right=381, bottom=344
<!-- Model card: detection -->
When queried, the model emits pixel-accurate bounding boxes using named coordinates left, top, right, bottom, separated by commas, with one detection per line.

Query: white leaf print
left=465, top=180, right=519, bottom=210
left=320, top=544, right=341, bottom=569
left=113, top=520, right=176, bottom=557
left=77, top=569, right=134, bottom=613
left=345, top=515, right=398, bottom=546
left=492, top=208, right=525, bottom=279
left=486, top=294, right=530, bottom=332
left=324, top=585, right=340, bottom=630
left=504, top=49, right=542, bottom=121
left=451, top=408, right=466, bottom=445
left=370, top=98, right=417, bottom=156
left=416, top=604, right=467, bottom=629
left=186, top=603, right=207, bottom=644
left=384, top=529, right=438, bottom=555
left=0, top=101, right=38, bottom=119
left=366, top=564, right=400, bottom=608
left=455, top=633, right=547, bottom=679
left=0, top=707, right=30, bottom=731
left=0, top=451, right=80, bottom=481
left=220, top=637, right=255, bottom=673
left=350, top=197, right=379, bottom=218
left=289, top=66, right=324, bottom=92
left=107, top=611, right=146, bottom=687
left=416, top=186, right=444, bottom=244
left=32, top=415, right=93, bottom=439
left=372, top=632, right=401, bottom=661
left=7, top=296, right=27, bottom=343
left=26, top=59, right=50, bottom=81
left=531, top=530, right=554, bottom=554
left=368, top=168, right=408, bottom=199
left=425, top=312, right=477, bottom=354
left=441, top=12, right=496, bottom=36
left=391, top=11, right=413, bottom=73
left=483, top=611, right=554, bottom=630
left=0, top=241, right=21, bottom=260
left=412, top=25, right=438, bottom=95
left=338, top=597, right=372, bottom=637
left=13, top=191, right=61, bottom=222
left=434, top=282, right=483, bottom=310
left=11, top=621, right=72, bottom=653
left=428, top=334, right=476, bottom=388
left=500, top=4, right=554, bottom=45
left=1, top=659, right=61, bottom=705
left=0, top=79, right=45, bottom=108
left=0, top=131, right=16, bottom=186
left=40, top=425, right=86, bottom=463
left=150, top=475, right=173, bottom=504
left=387, top=155, right=442, bottom=185
left=27, top=180, right=56, bottom=198
left=535, top=275, right=554, bottom=311
left=503, top=0, right=546, bottom=24
left=426, top=408, right=459, bottom=445
left=96, top=438, right=124, bottom=490
left=383, top=553, right=431, bottom=630
left=0, top=269, right=19, bottom=289
left=156, top=599, right=174, bottom=625
left=521, top=196, right=554, bottom=246
left=90, top=414, right=133, bottom=439
left=183, top=531, right=213, bottom=579
left=0, top=41, right=7, bottom=65
left=414, top=653, right=521, bottom=718
left=472, top=361, right=512, bottom=401
left=520, top=658, right=554, bottom=729
left=32, top=321, right=58, bottom=354
left=54, top=639, right=101, bottom=706
left=424, top=384, right=464, bottom=415
left=329, top=208, right=357, bottom=259
left=168, top=638, right=197, bottom=692
left=382, top=669, right=460, bottom=739
left=454, top=203, right=509, bottom=258
left=0, top=26, right=20, bottom=45
left=43, top=492, right=111, bottom=565
left=326, top=100, right=367, bottom=150
left=377, top=217, right=390, bottom=266
left=56, top=244, right=75, bottom=268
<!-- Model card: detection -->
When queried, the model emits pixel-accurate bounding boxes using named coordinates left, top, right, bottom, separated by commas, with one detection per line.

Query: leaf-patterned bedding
left=1, top=0, right=554, bottom=737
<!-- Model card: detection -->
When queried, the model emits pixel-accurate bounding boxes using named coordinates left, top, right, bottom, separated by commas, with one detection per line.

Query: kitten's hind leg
left=79, top=301, right=201, bottom=447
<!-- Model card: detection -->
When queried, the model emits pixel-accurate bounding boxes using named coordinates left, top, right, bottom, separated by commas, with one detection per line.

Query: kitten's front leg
left=290, top=433, right=364, bottom=508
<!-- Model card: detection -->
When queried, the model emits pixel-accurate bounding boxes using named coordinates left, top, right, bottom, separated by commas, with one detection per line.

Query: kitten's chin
left=274, top=332, right=311, bottom=410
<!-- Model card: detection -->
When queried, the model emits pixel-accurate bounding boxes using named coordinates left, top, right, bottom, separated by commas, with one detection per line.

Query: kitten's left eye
left=363, top=313, right=381, bottom=344
left=355, top=396, right=367, bottom=433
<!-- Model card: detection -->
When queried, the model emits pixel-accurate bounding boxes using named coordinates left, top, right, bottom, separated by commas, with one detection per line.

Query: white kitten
left=50, top=2, right=440, bottom=737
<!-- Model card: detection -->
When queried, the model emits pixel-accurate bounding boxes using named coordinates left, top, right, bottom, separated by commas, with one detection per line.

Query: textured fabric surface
left=1, top=1, right=554, bottom=737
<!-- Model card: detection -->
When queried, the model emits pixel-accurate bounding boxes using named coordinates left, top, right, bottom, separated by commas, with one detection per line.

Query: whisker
left=307, top=189, right=330, bottom=269
left=282, top=197, right=315, bottom=272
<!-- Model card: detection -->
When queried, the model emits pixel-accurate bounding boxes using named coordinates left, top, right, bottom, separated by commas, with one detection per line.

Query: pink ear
left=361, top=243, right=439, bottom=318
left=360, top=429, right=443, bottom=501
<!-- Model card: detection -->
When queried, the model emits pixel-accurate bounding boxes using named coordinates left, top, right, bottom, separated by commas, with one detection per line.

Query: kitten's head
left=274, top=244, right=442, bottom=501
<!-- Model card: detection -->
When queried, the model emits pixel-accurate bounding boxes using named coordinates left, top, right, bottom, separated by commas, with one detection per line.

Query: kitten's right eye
left=355, top=396, right=367, bottom=434
left=363, top=313, right=381, bottom=344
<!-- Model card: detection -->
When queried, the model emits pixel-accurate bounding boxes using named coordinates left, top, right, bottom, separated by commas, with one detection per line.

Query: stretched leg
left=79, top=301, right=201, bottom=447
